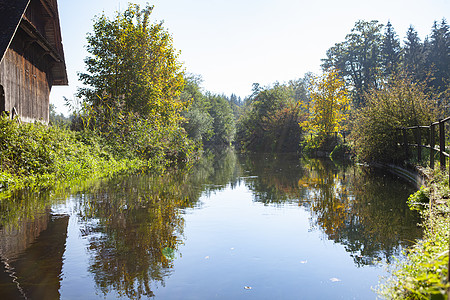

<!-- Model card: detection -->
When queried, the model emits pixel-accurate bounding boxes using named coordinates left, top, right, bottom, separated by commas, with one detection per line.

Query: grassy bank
left=378, top=168, right=450, bottom=299
left=0, top=116, right=196, bottom=199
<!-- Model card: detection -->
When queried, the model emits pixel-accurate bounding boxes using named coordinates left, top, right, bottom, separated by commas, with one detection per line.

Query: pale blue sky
left=52, top=0, right=449, bottom=115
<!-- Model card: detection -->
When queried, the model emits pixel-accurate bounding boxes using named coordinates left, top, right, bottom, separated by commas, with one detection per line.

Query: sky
left=52, top=0, right=449, bottom=115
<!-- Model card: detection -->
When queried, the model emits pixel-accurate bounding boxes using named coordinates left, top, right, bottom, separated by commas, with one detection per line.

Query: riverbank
left=325, top=140, right=449, bottom=298
left=378, top=167, right=450, bottom=299
left=0, top=116, right=196, bottom=200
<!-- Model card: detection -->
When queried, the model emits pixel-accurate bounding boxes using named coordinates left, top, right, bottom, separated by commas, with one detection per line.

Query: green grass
left=0, top=116, right=164, bottom=199
left=378, top=168, right=450, bottom=299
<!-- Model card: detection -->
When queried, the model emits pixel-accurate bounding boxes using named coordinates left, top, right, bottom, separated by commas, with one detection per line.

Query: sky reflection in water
left=0, top=150, right=422, bottom=299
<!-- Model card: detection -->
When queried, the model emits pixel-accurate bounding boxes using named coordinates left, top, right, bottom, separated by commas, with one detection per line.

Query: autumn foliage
left=300, top=69, right=350, bottom=150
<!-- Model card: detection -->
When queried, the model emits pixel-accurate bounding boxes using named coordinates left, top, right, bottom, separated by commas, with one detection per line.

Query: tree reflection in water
left=77, top=148, right=238, bottom=298
left=0, top=150, right=423, bottom=298
left=240, top=154, right=422, bottom=266
left=80, top=152, right=421, bottom=299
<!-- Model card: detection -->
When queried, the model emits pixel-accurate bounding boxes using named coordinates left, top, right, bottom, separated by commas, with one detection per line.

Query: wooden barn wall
left=0, top=31, right=51, bottom=124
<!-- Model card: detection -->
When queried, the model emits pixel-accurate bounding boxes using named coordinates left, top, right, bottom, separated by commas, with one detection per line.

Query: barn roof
left=0, top=0, right=30, bottom=62
left=0, top=0, right=67, bottom=85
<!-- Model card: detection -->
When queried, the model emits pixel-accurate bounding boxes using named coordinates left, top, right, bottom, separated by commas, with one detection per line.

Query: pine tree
left=403, top=25, right=425, bottom=79
left=230, top=94, right=238, bottom=105
left=381, top=21, right=401, bottom=76
left=427, top=19, right=449, bottom=92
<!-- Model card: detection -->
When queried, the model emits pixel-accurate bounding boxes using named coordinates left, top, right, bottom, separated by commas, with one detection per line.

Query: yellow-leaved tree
left=301, top=69, right=349, bottom=148
left=75, top=3, right=196, bottom=167
left=78, top=4, right=186, bottom=127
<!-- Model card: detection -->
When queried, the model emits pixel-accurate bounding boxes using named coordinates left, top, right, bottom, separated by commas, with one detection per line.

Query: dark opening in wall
left=0, top=85, right=5, bottom=113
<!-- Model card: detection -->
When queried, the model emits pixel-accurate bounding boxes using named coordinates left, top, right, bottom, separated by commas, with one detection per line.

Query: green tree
left=49, top=104, right=71, bottom=126
left=180, top=77, right=237, bottom=148
left=76, top=3, right=196, bottom=166
left=322, top=20, right=384, bottom=106
left=206, top=93, right=236, bottom=147
left=180, top=75, right=213, bottom=143
left=236, top=83, right=305, bottom=152
left=403, top=25, right=426, bottom=80
left=78, top=3, right=186, bottom=126
left=427, top=19, right=450, bottom=93
left=381, top=21, right=401, bottom=76
left=301, top=69, right=349, bottom=146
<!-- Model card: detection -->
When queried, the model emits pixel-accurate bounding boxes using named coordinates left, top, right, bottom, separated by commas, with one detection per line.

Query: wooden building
left=0, top=0, right=67, bottom=123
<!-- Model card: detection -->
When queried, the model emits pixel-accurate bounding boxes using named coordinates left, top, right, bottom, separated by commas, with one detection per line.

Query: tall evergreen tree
left=427, top=19, right=449, bottom=93
left=237, top=96, right=242, bottom=106
left=403, top=25, right=425, bottom=79
left=230, top=94, right=238, bottom=105
left=381, top=21, right=401, bottom=76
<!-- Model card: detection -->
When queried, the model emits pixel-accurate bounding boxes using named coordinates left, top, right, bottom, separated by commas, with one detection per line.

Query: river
left=0, top=150, right=422, bottom=299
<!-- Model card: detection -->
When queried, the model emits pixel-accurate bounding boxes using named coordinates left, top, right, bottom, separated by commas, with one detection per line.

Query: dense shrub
left=71, top=101, right=198, bottom=165
left=0, top=114, right=197, bottom=193
left=351, top=73, right=439, bottom=162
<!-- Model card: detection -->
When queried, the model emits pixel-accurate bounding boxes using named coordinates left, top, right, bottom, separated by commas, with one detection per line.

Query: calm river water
left=0, top=150, right=422, bottom=299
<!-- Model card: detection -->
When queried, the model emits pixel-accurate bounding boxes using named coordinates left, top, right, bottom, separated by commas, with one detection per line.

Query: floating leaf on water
left=330, top=277, right=341, bottom=282
left=162, top=247, right=175, bottom=260
left=244, top=286, right=252, bottom=290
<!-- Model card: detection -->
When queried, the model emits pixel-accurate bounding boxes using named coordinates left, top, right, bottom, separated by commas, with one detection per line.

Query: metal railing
left=401, top=116, right=450, bottom=174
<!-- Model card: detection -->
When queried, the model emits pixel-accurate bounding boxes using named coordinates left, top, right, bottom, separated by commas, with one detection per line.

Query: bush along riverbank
left=378, top=167, right=450, bottom=299
left=0, top=115, right=198, bottom=199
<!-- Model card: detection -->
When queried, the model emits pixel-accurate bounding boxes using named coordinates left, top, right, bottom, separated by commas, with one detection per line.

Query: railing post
left=430, top=123, right=435, bottom=169
left=439, top=119, right=445, bottom=170
left=403, top=129, right=409, bottom=158
left=417, top=126, right=422, bottom=162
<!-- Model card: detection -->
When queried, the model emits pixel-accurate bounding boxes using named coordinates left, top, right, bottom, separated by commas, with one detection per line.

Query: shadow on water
left=0, top=150, right=422, bottom=298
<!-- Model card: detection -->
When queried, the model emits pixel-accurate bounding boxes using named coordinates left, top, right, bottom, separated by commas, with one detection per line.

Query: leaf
left=162, top=247, right=175, bottom=260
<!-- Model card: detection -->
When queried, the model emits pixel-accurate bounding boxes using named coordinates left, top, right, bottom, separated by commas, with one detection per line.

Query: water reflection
left=77, top=176, right=188, bottom=298
left=0, top=151, right=422, bottom=299
left=190, top=148, right=240, bottom=193
left=71, top=148, right=240, bottom=298
left=239, top=154, right=422, bottom=266
left=0, top=210, right=68, bottom=299
left=238, top=153, right=306, bottom=204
